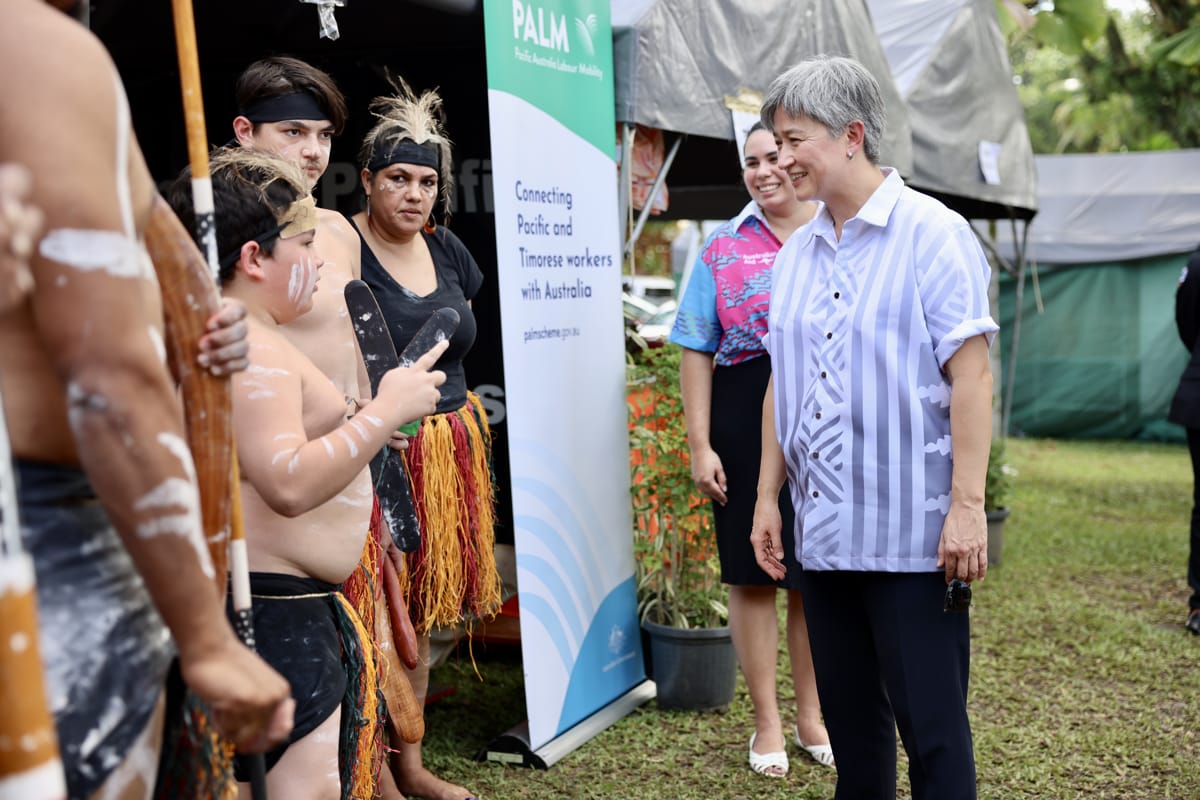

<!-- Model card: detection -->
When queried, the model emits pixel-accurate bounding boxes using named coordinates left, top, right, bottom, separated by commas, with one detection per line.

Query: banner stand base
left=475, top=679, right=656, bottom=769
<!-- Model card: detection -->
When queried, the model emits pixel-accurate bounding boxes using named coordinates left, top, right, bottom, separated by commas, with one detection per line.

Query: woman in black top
left=349, top=77, right=500, bottom=800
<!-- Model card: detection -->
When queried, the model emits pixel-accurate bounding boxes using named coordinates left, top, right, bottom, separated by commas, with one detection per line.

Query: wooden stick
left=167, top=2, right=268, bottom=796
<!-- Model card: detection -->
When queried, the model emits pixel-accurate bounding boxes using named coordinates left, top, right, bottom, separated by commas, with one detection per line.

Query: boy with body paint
left=0, top=2, right=295, bottom=798
left=167, top=148, right=448, bottom=800
left=230, top=57, right=478, bottom=800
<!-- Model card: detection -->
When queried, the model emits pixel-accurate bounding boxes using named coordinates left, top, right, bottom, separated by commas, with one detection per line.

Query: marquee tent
left=611, top=0, right=1038, bottom=259
left=981, top=150, right=1200, bottom=441
left=865, top=0, right=1037, bottom=221
left=611, top=0, right=914, bottom=243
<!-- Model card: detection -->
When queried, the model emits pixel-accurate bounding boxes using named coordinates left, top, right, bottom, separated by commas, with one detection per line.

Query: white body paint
left=0, top=757, right=67, bottom=799
left=335, top=429, right=359, bottom=458
left=38, top=229, right=154, bottom=281
left=147, top=326, right=166, bottom=366
left=131, top=433, right=215, bottom=578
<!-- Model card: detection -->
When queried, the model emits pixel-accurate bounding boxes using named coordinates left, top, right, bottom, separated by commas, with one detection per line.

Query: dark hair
left=166, top=148, right=309, bottom=285
left=234, top=56, right=348, bottom=135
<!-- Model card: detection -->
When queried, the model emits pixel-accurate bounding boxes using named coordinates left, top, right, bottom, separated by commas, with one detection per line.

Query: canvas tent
left=612, top=0, right=1038, bottom=257
left=981, top=150, right=1200, bottom=442
left=611, top=0, right=915, bottom=246
left=865, top=0, right=1037, bottom=222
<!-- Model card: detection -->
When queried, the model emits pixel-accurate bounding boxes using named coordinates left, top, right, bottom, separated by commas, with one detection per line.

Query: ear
left=359, top=168, right=374, bottom=195
left=232, top=116, right=256, bottom=147
left=844, top=120, right=866, bottom=150
left=237, top=240, right=268, bottom=281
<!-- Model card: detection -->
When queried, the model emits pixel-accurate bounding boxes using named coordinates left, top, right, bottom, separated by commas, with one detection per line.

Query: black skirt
left=710, top=355, right=801, bottom=588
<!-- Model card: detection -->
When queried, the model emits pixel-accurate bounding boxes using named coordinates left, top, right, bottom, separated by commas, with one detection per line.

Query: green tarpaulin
left=998, top=254, right=1189, bottom=443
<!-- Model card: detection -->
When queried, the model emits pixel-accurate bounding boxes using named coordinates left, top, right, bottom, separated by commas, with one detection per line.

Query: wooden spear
left=167, top=1, right=268, bottom=796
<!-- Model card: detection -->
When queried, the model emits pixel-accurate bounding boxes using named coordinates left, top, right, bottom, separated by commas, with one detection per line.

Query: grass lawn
left=425, top=438, right=1200, bottom=799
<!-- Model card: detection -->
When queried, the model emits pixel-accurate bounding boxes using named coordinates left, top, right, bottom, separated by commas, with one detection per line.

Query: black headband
left=218, top=221, right=286, bottom=271
left=240, top=92, right=329, bottom=124
left=367, top=139, right=440, bottom=174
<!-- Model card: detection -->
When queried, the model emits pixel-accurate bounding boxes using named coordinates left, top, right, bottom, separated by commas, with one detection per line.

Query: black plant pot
left=987, top=507, right=1011, bottom=566
left=641, top=619, right=737, bottom=712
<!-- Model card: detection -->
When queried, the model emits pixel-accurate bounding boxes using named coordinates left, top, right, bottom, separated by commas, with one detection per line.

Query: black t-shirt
left=352, top=219, right=483, bottom=414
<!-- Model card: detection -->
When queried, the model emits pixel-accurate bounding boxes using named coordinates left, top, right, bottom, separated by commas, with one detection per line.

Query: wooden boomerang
left=344, top=279, right=460, bottom=553
left=145, top=197, right=232, bottom=594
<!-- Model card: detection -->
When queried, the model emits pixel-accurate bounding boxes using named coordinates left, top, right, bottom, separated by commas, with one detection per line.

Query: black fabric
left=353, top=218, right=483, bottom=414
left=709, top=355, right=801, bottom=588
left=240, top=92, right=328, bottom=124
left=1169, top=246, right=1200, bottom=429
left=367, top=139, right=440, bottom=173
left=1187, top=429, right=1200, bottom=612
left=229, top=573, right=346, bottom=779
left=15, top=459, right=174, bottom=799
left=799, top=570, right=976, bottom=800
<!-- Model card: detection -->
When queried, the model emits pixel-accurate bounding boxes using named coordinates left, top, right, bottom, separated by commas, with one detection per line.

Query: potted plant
left=627, top=344, right=737, bottom=711
left=985, top=437, right=1015, bottom=565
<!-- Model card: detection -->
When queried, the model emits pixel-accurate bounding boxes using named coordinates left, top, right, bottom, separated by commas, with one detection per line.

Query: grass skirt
left=402, top=392, right=502, bottom=634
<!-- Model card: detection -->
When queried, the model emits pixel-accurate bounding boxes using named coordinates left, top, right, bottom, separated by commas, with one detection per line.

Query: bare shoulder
left=0, top=2, right=119, bottom=164
left=0, top=0, right=155, bottom=235
left=316, top=208, right=361, bottom=278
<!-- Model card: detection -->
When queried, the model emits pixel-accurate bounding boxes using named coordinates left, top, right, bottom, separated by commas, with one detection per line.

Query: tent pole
left=617, top=123, right=635, bottom=268
left=1001, top=218, right=1031, bottom=437
left=622, top=132, right=682, bottom=265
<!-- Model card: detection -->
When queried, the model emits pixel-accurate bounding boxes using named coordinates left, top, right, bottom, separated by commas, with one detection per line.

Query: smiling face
left=742, top=128, right=797, bottom=215
left=362, top=162, right=438, bottom=238
left=771, top=109, right=848, bottom=204
left=240, top=119, right=334, bottom=192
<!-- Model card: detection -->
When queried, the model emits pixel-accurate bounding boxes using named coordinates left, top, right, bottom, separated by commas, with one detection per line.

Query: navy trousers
left=1187, top=429, right=1200, bottom=611
left=798, top=569, right=977, bottom=800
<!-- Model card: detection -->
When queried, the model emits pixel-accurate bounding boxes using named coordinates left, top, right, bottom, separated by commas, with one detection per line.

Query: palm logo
left=575, top=13, right=598, bottom=56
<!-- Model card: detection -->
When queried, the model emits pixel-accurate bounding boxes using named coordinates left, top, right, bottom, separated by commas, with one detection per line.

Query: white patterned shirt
left=766, top=169, right=998, bottom=572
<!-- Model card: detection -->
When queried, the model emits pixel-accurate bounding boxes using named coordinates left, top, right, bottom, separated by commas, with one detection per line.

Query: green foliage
left=985, top=437, right=1014, bottom=512
left=1003, top=0, right=1200, bottom=153
left=626, top=344, right=728, bottom=629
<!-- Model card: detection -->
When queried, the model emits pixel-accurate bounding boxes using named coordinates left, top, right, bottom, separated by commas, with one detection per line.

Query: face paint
left=286, top=256, right=318, bottom=309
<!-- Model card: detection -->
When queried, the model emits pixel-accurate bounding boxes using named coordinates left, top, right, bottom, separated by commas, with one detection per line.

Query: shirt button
left=815, top=412, right=822, bottom=420
left=812, top=451, right=819, bottom=459
left=812, top=490, right=819, bottom=498
left=833, top=291, right=841, bottom=299
left=825, top=332, right=832, bottom=339
left=820, top=371, right=827, bottom=379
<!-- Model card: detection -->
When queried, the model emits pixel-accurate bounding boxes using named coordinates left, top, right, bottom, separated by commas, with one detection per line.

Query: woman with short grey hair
left=751, top=54, right=997, bottom=800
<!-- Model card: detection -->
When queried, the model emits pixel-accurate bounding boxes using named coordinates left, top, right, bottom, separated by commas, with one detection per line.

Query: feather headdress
left=210, top=147, right=310, bottom=211
left=358, top=74, right=455, bottom=220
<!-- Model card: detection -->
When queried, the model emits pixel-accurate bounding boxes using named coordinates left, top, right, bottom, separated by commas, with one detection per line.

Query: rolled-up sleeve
left=921, top=222, right=999, bottom=368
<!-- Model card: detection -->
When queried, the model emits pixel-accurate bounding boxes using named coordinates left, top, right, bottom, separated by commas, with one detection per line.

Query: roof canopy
left=611, top=0, right=914, bottom=221
left=613, top=0, right=1036, bottom=222
left=982, top=149, right=1200, bottom=265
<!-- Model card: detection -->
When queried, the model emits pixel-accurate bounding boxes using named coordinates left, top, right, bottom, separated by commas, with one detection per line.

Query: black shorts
left=229, top=573, right=346, bottom=778
left=16, top=459, right=174, bottom=798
